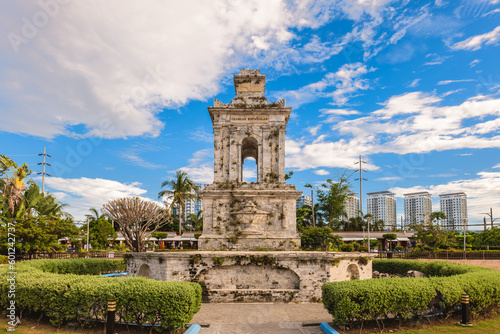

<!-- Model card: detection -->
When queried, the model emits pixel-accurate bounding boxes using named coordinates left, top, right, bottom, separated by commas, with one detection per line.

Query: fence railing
left=376, top=250, right=500, bottom=260
left=15, top=251, right=124, bottom=261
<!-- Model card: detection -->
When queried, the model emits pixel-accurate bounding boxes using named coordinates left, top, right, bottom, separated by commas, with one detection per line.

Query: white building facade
left=404, top=192, right=432, bottom=225
left=366, top=191, right=397, bottom=230
left=296, top=194, right=313, bottom=209
left=343, top=191, right=360, bottom=220
left=439, top=192, right=467, bottom=230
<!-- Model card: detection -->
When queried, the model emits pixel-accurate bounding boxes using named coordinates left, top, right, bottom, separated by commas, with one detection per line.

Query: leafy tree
left=0, top=155, right=32, bottom=219
left=300, top=226, right=342, bottom=251
left=296, top=205, right=313, bottom=231
left=410, top=221, right=457, bottom=251
left=0, top=215, right=80, bottom=255
left=471, top=227, right=500, bottom=249
left=89, top=217, right=117, bottom=249
left=314, top=171, right=353, bottom=229
left=186, top=210, right=203, bottom=231
left=102, top=197, right=170, bottom=252
left=158, top=170, right=199, bottom=235
left=430, top=211, right=447, bottom=225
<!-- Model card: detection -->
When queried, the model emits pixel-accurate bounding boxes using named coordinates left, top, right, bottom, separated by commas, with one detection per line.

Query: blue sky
left=1, top=0, right=499, bottom=228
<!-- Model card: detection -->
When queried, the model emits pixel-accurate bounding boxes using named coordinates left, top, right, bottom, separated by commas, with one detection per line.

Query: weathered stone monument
left=198, top=69, right=300, bottom=250
left=128, top=69, right=375, bottom=303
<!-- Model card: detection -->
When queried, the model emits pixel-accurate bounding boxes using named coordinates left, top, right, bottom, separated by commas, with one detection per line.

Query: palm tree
left=0, top=155, right=32, bottom=218
left=158, top=171, right=199, bottom=235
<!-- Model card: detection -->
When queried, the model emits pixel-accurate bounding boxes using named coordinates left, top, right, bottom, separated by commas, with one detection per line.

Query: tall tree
left=102, top=197, right=170, bottom=252
left=186, top=210, right=203, bottom=231
left=0, top=155, right=32, bottom=218
left=315, top=171, right=353, bottom=229
left=158, top=171, right=199, bottom=235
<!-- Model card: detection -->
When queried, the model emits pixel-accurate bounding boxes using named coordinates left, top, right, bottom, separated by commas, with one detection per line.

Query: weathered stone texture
left=199, top=69, right=300, bottom=250
left=127, top=251, right=374, bottom=303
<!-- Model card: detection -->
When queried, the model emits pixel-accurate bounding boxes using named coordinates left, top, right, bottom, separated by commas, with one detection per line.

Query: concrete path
left=190, top=303, right=331, bottom=334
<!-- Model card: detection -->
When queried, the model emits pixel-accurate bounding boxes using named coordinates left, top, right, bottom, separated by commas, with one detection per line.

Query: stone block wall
left=127, top=251, right=374, bottom=303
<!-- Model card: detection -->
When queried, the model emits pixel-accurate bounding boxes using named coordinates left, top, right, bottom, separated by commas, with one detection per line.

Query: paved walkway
left=190, top=303, right=331, bottom=334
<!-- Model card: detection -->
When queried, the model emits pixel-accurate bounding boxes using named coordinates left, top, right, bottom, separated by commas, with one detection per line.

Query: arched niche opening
left=138, top=263, right=152, bottom=278
left=346, top=263, right=360, bottom=280
left=241, top=137, right=258, bottom=182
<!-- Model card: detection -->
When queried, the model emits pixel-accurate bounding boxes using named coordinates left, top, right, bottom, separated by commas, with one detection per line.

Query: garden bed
left=0, top=258, right=201, bottom=333
left=322, top=259, right=500, bottom=326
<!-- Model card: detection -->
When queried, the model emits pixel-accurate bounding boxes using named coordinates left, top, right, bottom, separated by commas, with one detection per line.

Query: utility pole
left=481, top=208, right=498, bottom=229
left=354, top=155, right=367, bottom=215
left=37, top=147, right=51, bottom=193
left=311, top=189, right=316, bottom=228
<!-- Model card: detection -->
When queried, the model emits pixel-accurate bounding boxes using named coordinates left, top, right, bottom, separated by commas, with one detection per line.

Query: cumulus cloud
left=0, top=0, right=410, bottom=139
left=44, top=176, right=149, bottom=221
left=179, top=149, right=214, bottom=184
left=286, top=91, right=500, bottom=170
left=277, top=63, right=375, bottom=108
left=314, top=169, right=330, bottom=176
left=390, top=169, right=500, bottom=224
left=451, top=26, right=500, bottom=51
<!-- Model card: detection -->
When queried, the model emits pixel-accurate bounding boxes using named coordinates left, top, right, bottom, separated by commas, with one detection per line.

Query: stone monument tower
left=198, top=69, right=301, bottom=250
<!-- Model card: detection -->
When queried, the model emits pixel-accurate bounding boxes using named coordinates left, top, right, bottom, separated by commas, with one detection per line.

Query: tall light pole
left=354, top=155, right=367, bottom=215
left=481, top=208, right=498, bottom=229
left=85, top=214, right=92, bottom=256
left=367, top=216, right=372, bottom=253
left=311, top=189, right=316, bottom=228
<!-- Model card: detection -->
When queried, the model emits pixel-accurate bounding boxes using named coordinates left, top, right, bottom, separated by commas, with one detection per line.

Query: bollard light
left=106, top=299, right=116, bottom=333
left=459, top=293, right=472, bottom=326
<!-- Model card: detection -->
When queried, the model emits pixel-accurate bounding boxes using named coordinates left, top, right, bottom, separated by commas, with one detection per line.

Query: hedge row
left=322, top=260, right=500, bottom=324
left=0, top=259, right=201, bottom=331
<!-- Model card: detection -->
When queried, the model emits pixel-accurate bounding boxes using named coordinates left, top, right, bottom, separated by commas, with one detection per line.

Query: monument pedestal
left=127, top=251, right=376, bottom=303
left=198, top=183, right=301, bottom=251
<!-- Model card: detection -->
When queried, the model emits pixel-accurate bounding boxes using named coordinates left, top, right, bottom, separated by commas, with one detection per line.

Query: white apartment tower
left=296, top=194, right=313, bottom=209
left=439, top=192, right=467, bottom=230
left=183, top=183, right=203, bottom=220
left=343, top=191, right=360, bottom=220
left=366, top=191, right=397, bottom=230
left=404, top=192, right=432, bottom=225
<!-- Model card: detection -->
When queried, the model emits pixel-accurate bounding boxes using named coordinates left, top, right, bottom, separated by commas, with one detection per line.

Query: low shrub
left=322, top=259, right=500, bottom=325
left=0, top=259, right=201, bottom=332
left=0, top=255, right=7, bottom=264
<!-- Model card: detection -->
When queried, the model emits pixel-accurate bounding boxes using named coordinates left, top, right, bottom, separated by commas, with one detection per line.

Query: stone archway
left=138, top=263, right=152, bottom=278
left=241, top=137, right=259, bottom=182
left=347, top=263, right=360, bottom=280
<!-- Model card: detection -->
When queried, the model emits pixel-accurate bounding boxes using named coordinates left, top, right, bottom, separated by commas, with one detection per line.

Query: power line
left=37, top=147, right=51, bottom=193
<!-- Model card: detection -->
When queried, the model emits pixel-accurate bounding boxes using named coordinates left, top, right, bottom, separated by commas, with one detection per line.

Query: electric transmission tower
left=354, top=155, right=367, bottom=215
left=37, top=147, right=51, bottom=193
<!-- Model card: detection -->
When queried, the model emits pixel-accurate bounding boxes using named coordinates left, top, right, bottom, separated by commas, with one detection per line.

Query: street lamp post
left=367, top=217, right=372, bottom=253
left=362, top=226, right=366, bottom=245
left=85, top=214, right=92, bottom=257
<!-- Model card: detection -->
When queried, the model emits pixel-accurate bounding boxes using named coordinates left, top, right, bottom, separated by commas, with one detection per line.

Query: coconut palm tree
left=0, top=155, right=32, bottom=218
left=158, top=171, right=199, bottom=235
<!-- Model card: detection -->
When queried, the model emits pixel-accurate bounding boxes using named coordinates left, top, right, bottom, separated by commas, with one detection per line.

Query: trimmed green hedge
left=322, top=259, right=500, bottom=325
left=0, top=259, right=201, bottom=331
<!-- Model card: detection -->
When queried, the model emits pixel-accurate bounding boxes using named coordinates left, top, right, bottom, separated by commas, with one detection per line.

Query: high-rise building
left=177, top=183, right=203, bottom=221
left=296, top=194, right=312, bottom=209
left=343, top=191, right=360, bottom=220
left=404, top=192, right=432, bottom=225
left=439, top=192, right=467, bottom=230
left=366, top=191, right=397, bottom=230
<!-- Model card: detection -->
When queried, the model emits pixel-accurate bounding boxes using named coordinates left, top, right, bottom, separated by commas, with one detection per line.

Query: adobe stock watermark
left=6, top=220, right=19, bottom=331
left=51, top=65, right=167, bottom=178
left=7, top=0, right=73, bottom=54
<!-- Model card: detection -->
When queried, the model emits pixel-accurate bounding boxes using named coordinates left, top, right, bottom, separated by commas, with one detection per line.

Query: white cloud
left=286, top=91, right=500, bottom=170
left=469, top=59, right=481, bottom=68
left=437, top=79, right=476, bottom=85
left=44, top=176, right=149, bottom=221
left=314, top=169, right=330, bottom=176
left=375, top=176, right=403, bottom=181
left=179, top=149, right=214, bottom=184
left=189, top=128, right=214, bottom=143
left=119, top=143, right=165, bottom=169
left=407, top=79, right=420, bottom=88
left=493, top=163, right=500, bottom=169
left=390, top=170, right=500, bottom=224
left=278, top=63, right=375, bottom=108
left=451, top=26, right=500, bottom=51
left=307, top=124, right=322, bottom=136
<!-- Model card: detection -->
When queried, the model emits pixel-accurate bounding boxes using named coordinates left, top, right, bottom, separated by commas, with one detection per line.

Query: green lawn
left=397, top=316, right=500, bottom=334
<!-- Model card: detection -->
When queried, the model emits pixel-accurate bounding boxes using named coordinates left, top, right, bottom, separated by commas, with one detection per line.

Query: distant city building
left=404, top=192, right=432, bottom=225
left=296, top=194, right=312, bottom=209
left=439, top=192, right=467, bottom=230
left=343, top=191, right=360, bottom=220
left=366, top=191, right=397, bottom=230
left=173, top=183, right=203, bottom=220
